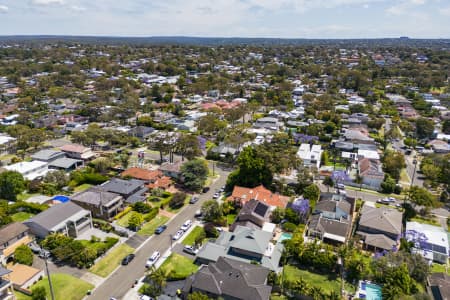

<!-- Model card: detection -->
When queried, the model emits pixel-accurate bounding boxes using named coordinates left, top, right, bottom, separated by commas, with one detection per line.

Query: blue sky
left=0, top=0, right=448, bottom=38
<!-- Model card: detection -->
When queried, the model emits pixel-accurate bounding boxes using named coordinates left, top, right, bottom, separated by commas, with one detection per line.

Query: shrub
left=204, top=223, right=219, bottom=238
left=114, top=206, right=132, bottom=220
left=148, top=196, right=161, bottom=202
left=162, top=191, right=172, bottom=198
left=104, top=237, right=119, bottom=249
left=132, top=202, right=151, bottom=214
left=169, top=192, right=186, bottom=209
left=282, top=222, right=297, bottom=232
left=14, top=245, right=33, bottom=265
left=31, top=286, right=46, bottom=300
left=144, top=207, right=159, bottom=222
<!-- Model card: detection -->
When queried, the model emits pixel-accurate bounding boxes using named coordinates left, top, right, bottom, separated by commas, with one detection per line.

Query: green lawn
left=181, top=226, right=205, bottom=246
left=90, top=244, right=134, bottom=277
left=283, top=265, right=355, bottom=294
left=411, top=216, right=440, bottom=226
left=159, top=253, right=198, bottom=280
left=14, top=273, right=93, bottom=300
left=431, top=263, right=450, bottom=275
left=226, top=214, right=237, bottom=225
left=138, top=215, right=169, bottom=236
left=116, top=211, right=141, bottom=227
left=74, top=183, right=93, bottom=192
left=16, top=192, right=40, bottom=201
left=11, top=212, right=34, bottom=222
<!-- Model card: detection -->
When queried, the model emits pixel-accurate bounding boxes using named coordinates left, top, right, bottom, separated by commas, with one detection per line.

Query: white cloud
left=440, top=6, right=450, bottom=16
left=0, top=4, right=8, bottom=13
left=70, top=5, right=86, bottom=12
left=386, top=0, right=427, bottom=15
left=32, top=0, right=65, bottom=5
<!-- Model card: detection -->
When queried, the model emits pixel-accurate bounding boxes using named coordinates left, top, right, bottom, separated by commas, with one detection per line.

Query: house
left=183, top=257, right=272, bottom=300
left=122, top=168, right=173, bottom=190
left=60, top=144, right=95, bottom=160
left=357, top=204, right=403, bottom=251
left=0, top=134, right=16, bottom=155
left=229, top=199, right=272, bottom=232
left=71, top=187, right=124, bottom=220
left=7, top=264, right=44, bottom=293
left=358, top=158, right=384, bottom=189
left=306, top=194, right=352, bottom=244
left=343, top=128, right=374, bottom=143
left=297, top=143, right=323, bottom=169
left=128, top=126, right=154, bottom=140
left=427, top=273, right=450, bottom=300
left=159, top=161, right=183, bottom=180
left=24, top=202, right=93, bottom=239
left=0, top=267, right=13, bottom=300
left=253, top=117, right=282, bottom=131
left=0, top=223, right=33, bottom=265
left=229, top=185, right=289, bottom=209
left=405, top=222, right=449, bottom=264
left=210, top=143, right=239, bottom=158
left=100, top=178, right=148, bottom=204
left=428, top=139, right=450, bottom=154
left=3, top=161, right=49, bottom=180
left=31, top=149, right=66, bottom=162
left=195, top=225, right=283, bottom=272
left=48, top=157, right=84, bottom=171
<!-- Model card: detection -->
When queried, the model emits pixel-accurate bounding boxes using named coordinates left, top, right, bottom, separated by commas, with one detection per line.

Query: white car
left=181, top=220, right=192, bottom=231
left=183, top=245, right=199, bottom=255
left=145, top=251, right=160, bottom=268
left=172, top=230, right=184, bottom=240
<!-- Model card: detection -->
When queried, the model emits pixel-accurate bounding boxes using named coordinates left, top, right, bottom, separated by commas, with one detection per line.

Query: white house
left=297, top=144, right=323, bottom=169
left=3, top=161, right=49, bottom=180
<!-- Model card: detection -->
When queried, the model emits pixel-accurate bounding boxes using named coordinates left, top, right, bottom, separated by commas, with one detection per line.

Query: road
left=89, top=165, right=230, bottom=300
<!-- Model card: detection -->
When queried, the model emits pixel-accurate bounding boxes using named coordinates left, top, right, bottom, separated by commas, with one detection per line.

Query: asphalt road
left=89, top=166, right=230, bottom=300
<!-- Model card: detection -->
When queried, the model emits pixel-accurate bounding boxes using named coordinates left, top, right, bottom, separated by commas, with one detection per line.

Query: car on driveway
left=189, top=196, right=199, bottom=204
left=121, top=253, right=135, bottom=265
left=213, top=192, right=220, bottom=199
left=154, top=225, right=167, bottom=234
left=183, top=245, right=199, bottom=255
left=181, top=220, right=192, bottom=231
left=28, top=242, right=41, bottom=254
left=172, top=230, right=184, bottom=240
left=145, top=251, right=160, bottom=268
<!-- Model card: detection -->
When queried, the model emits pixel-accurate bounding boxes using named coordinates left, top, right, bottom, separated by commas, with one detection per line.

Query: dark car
left=202, top=187, right=210, bottom=193
left=121, top=253, right=135, bottom=265
left=154, top=225, right=167, bottom=234
left=189, top=196, right=199, bottom=204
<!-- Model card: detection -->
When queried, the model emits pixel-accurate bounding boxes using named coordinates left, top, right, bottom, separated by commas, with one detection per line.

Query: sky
left=0, top=0, right=449, bottom=38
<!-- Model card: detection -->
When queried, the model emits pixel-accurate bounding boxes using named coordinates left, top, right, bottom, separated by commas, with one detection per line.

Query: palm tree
left=310, top=286, right=325, bottom=300
left=145, top=265, right=167, bottom=296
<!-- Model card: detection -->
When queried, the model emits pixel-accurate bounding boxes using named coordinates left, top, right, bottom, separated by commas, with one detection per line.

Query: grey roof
left=24, top=202, right=87, bottom=231
left=359, top=205, right=403, bottom=236
left=101, top=178, right=145, bottom=195
left=184, top=257, right=271, bottom=300
left=125, top=187, right=149, bottom=204
left=71, top=187, right=122, bottom=206
left=49, top=157, right=82, bottom=169
left=309, top=215, right=350, bottom=239
left=428, top=273, right=450, bottom=300
left=0, top=266, right=11, bottom=277
left=224, top=226, right=272, bottom=255
left=0, top=222, right=29, bottom=245
left=362, top=233, right=397, bottom=250
left=230, top=199, right=270, bottom=231
left=31, top=149, right=65, bottom=162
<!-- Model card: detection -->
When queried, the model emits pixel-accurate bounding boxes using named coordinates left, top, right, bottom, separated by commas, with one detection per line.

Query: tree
left=201, top=200, right=222, bottom=222
left=14, top=244, right=33, bottom=265
left=271, top=207, right=284, bottom=223
left=43, top=170, right=69, bottom=189
left=180, top=159, right=209, bottom=192
left=132, top=202, right=151, bottom=214
left=197, top=113, right=227, bottom=136
left=31, top=286, right=47, bottom=300
left=187, top=292, right=210, bottom=300
left=382, top=150, right=406, bottom=181
left=144, top=265, right=167, bottom=297
left=415, top=118, right=435, bottom=140
left=303, top=184, right=320, bottom=202
left=0, top=171, right=26, bottom=201
left=323, top=176, right=334, bottom=192
left=169, top=192, right=186, bottom=209
left=408, top=186, right=436, bottom=207
left=128, top=212, right=144, bottom=231
left=175, top=134, right=201, bottom=161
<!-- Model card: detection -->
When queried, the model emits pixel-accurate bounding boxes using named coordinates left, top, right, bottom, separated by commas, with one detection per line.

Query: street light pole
left=169, top=234, right=173, bottom=249
left=41, top=251, right=55, bottom=300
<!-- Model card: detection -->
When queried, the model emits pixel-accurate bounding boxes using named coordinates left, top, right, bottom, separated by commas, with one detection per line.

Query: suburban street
left=88, top=164, right=230, bottom=300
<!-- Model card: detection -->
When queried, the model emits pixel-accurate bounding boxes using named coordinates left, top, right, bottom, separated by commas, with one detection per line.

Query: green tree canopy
left=0, top=171, right=26, bottom=201
left=180, top=159, right=209, bottom=192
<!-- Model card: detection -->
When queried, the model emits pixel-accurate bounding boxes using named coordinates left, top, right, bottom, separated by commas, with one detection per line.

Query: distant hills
left=0, top=35, right=449, bottom=47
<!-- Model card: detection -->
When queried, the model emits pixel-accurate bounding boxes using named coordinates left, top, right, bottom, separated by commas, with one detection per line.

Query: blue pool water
left=365, top=283, right=382, bottom=300
left=278, top=233, right=292, bottom=243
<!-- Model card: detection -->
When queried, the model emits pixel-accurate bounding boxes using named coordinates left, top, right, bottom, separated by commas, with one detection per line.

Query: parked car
left=194, top=210, right=203, bottom=218
left=145, top=251, right=160, bottom=268
left=202, top=187, right=210, bottom=193
left=337, top=183, right=345, bottom=190
left=181, top=220, right=192, bottom=231
left=38, top=249, right=51, bottom=259
left=183, top=245, right=199, bottom=255
left=189, top=196, right=199, bottom=204
left=28, top=242, right=41, bottom=254
left=121, top=253, right=135, bottom=265
left=172, top=230, right=184, bottom=240
left=154, top=225, right=167, bottom=234
left=213, top=192, right=220, bottom=199
left=140, top=296, right=154, bottom=300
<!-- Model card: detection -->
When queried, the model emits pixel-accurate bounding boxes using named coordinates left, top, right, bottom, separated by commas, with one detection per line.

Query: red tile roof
left=121, top=167, right=163, bottom=182
left=230, top=185, right=289, bottom=208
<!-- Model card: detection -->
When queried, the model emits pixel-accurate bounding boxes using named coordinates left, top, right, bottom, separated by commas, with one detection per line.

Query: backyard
left=89, top=243, right=134, bottom=277
left=14, top=273, right=93, bottom=300
left=159, top=253, right=198, bottom=280
left=181, top=226, right=205, bottom=246
left=11, top=212, right=35, bottom=222
left=138, top=215, right=169, bottom=236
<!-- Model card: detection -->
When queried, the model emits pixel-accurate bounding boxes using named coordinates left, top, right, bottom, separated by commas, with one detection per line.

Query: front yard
left=159, top=253, right=198, bottom=280
left=89, top=243, right=134, bottom=277
left=14, top=273, right=93, bottom=300
left=11, top=212, right=35, bottom=222
left=181, top=226, right=205, bottom=246
left=431, top=263, right=450, bottom=275
left=138, top=215, right=169, bottom=236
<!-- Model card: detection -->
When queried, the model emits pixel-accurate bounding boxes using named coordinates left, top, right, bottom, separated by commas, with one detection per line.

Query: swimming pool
left=278, top=233, right=292, bottom=243
left=364, top=283, right=382, bottom=300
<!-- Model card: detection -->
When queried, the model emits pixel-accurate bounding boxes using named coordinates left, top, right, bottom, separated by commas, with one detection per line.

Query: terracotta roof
left=148, top=176, right=172, bottom=189
left=60, top=143, right=89, bottom=153
left=121, top=167, right=163, bottom=182
left=8, top=264, right=43, bottom=286
left=230, top=185, right=289, bottom=208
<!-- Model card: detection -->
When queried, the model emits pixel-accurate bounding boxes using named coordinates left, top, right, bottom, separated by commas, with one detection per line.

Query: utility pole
left=41, top=250, right=55, bottom=300
left=169, top=234, right=173, bottom=249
